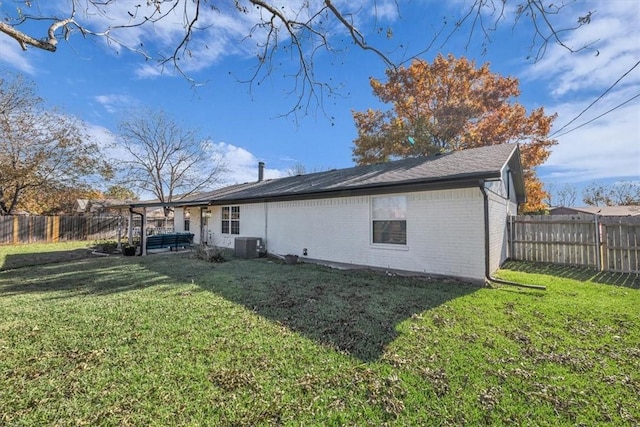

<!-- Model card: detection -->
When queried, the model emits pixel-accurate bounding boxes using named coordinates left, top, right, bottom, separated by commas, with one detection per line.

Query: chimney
left=258, top=161, right=265, bottom=182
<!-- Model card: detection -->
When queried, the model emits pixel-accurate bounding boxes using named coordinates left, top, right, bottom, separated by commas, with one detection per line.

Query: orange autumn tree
left=352, top=54, right=557, bottom=213
left=18, top=185, right=104, bottom=215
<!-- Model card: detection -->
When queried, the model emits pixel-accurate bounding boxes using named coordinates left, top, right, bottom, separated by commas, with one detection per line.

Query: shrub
left=192, top=244, right=228, bottom=263
left=92, top=240, right=119, bottom=254
left=122, top=244, right=137, bottom=256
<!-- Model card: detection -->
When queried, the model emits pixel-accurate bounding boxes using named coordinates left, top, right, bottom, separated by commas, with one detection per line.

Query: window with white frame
left=184, top=209, right=191, bottom=231
left=221, top=206, right=240, bottom=234
left=372, top=196, right=407, bottom=245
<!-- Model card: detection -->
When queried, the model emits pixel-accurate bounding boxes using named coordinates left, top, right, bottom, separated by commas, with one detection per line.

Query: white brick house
left=132, top=144, right=525, bottom=283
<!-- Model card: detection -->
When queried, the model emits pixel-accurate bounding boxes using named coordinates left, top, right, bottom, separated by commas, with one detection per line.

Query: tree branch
left=323, top=0, right=395, bottom=70
left=1, top=21, right=54, bottom=51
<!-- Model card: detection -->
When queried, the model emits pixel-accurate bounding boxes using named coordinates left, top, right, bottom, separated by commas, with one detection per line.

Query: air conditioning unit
left=234, top=237, right=264, bottom=258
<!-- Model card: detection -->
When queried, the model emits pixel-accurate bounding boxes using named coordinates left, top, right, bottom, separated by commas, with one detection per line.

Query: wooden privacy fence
left=509, top=214, right=640, bottom=274
left=0, top=215, right=124, bottom=245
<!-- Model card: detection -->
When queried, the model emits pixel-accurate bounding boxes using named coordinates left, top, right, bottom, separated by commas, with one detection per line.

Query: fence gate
left=600, top=216, right=640, bottom=273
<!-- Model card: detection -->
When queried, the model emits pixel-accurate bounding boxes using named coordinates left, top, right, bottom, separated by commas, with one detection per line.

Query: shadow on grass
left=149, top=257, right=479, bottom=362
left=0, top=253, right=478, bottom=362
left=0, top=256, right=171, bottom=298
left=502, top=260, right=640, bottom=289
left=1, top=249, right=97, bottom=271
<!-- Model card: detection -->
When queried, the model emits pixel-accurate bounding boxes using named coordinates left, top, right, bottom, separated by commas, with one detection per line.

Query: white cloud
left=87, top=127, right=286, bottom=185
left=83, top=114, right=286, bottom=182
left=83, top=122, right=132, bottom=162
left=212, top=142, right=285, bottom=185
left=521, top=1, right=640, bottom=185
left=1, top=1, right=402, bottom=80
left=543, top=86, right=640, bottom=182
left=83, top=125, right=287, bottom=197
left=94, top=94, right=138, bottom=114
left=72, top=1, right=284, bottom=76
left=368, top=1, right=401, bottom=21
left=525, top=1, right=640, bottom=97
left=0, top=37, right=37, bottom=74
left=133, top=64, right=164, bottom=79
left=60, top=1, right=402, bottom=77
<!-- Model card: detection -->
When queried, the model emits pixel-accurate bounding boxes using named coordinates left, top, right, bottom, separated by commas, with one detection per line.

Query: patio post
left=128, top=209, right=134, bottom=245
left=116, top=213, right=123, bottom=250
left=141, top=207, right=148, bottom=256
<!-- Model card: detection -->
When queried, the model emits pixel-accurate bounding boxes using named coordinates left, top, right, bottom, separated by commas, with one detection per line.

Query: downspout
left=479, top=180, right=546, bottom=291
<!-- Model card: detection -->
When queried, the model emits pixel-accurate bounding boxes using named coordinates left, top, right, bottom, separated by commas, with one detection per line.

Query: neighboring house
left=74, top=198, right=91, bottom=214
left=126, top=144, right=525, bottom=283
left=75, top=198, right=173, bottom=223
left=550, top=206, right=640, bottom=216
left=74, top=198, right=137, bottom=216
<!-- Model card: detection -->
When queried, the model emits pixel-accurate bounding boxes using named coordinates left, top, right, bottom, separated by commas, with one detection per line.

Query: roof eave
left=207, top=172, right=501, bottom=205
left=109, top=200, right=211, bottom=209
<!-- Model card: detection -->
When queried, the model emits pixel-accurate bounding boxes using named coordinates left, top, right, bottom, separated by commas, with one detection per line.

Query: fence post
left=601, top=221, right=608, bottom=272
left=12, top=216, right=18, bottom=244
left=594, top=215, right=601, bottom=271
left=53, top=216, right=60, bottom=243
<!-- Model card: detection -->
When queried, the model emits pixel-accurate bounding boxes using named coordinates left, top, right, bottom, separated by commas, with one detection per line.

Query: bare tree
left=609, top=181, right=640, bottom=206
left=549, top=183, right=578, bottom=207
left=584, top=181, right=640, bottom=206
left=284, top=163, right=330, bottom=176
left=583, top=183, right=611, bottom=207
left=0, top=1, right=597, bottom=116
left=285, top=163, right=307, bottom=177
left=0, top=73, right=111, bottom=215
left=116, top=108, right=226, bottom=211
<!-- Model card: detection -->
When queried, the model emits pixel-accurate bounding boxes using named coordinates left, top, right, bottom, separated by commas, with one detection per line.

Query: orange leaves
left=521, top=173, right=549, bottom=214
left=17, top=185, right=104, bottom=215
left=352, top=54, right=557, bottom=213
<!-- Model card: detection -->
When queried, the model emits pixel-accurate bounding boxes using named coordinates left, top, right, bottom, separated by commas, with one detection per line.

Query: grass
left=0, top=243, right=638, bottom=426
left=0, top=241, right=92, bottom=271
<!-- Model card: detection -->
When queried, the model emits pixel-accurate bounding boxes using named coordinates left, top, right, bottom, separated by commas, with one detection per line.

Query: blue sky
left=1, top=0, right=639, bottom=203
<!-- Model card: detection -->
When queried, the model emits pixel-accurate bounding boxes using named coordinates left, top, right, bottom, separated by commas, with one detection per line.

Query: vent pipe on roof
left=258, top=161, right=265, bottom=182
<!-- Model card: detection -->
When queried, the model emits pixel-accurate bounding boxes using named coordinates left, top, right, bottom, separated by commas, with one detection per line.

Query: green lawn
left=0, top=241, right=92, bottom=270
left=1, top=243, right=638, bottom=426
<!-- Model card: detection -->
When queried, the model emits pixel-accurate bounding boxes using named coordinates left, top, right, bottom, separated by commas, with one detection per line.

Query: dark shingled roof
left=179, top=143, right=524, bottom=204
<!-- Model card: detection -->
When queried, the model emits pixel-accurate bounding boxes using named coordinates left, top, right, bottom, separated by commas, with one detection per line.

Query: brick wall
left=176, top=187, right=492, bottom=281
